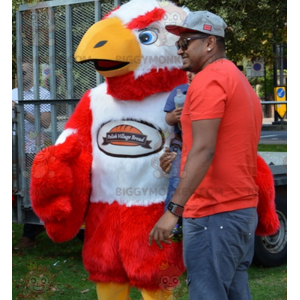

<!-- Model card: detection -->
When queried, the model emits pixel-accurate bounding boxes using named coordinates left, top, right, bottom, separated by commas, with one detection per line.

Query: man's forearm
left=170, top=147, right=214, bottom=207
left=169, top=118, right=221, bottom=208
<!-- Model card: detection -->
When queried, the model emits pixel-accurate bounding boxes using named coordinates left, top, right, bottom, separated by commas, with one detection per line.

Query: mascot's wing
left=255, top=154, right=281, bottom=236
left=30, top=91, right=93, bottom=242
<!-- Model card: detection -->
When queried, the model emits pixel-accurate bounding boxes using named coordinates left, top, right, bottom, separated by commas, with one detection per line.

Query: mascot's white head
left=74, top=0, right=190, bottom=100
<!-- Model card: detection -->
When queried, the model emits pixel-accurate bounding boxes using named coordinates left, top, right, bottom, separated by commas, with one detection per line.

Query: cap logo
left=203, top=24, right=212, bottom=31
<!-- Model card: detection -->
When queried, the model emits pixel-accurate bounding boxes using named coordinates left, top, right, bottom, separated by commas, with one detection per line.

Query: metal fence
left=12, top=0, right=287, bottom=225
left=16, top=0, right=115, bottom=101
left=12, top=99, right=78, bottom=224
left=13, top=0, right=125, bottom=224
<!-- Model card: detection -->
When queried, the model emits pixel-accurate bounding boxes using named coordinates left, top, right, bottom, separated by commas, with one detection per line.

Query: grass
left=258, top=144, right=287, bottom=152
left=248, top=266, right=287, bottom=300
left=12, top=223, right=96, bottom=299
left=12, top=223, right=287, bottom=300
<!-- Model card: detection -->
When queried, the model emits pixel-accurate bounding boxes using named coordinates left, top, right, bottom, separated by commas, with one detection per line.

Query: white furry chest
left=89, top=84, right=173, bottom=206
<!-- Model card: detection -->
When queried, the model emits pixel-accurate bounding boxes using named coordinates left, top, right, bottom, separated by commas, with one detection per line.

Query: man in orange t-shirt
left=181, top=58, right=262, bottom=218
left=149, top=11, right=262, bottom=300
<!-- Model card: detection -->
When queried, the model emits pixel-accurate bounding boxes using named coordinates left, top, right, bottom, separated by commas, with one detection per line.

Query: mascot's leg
left=140, top=288, right=173, bottom=300
left=84, top=203, right=184, bottom=300
left=96, top=282, right=131, bottom=300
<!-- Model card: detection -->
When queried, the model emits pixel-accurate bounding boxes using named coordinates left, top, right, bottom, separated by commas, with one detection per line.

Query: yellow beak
left=74, top=17, right=142, bottom=77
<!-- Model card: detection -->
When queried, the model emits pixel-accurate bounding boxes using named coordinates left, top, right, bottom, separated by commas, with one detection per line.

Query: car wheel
left=254, top=189, right=287, bottom=267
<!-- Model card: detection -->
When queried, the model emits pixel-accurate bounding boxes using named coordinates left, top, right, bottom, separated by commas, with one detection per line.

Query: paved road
left=259, top=130, right=287, bottom=144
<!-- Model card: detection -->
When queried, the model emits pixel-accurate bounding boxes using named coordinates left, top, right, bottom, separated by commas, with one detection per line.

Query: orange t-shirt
left=181, top=59, right=262, bottom=218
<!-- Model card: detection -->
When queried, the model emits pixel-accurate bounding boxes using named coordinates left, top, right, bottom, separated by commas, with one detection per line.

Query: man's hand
left=149, top=210, right=179, bottom=249
left=160, top=147, right=177, bottom=173
left=12, top=101, right=16, bottom=109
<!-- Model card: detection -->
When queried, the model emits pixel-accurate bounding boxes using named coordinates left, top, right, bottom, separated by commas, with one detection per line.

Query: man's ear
left=206, top=36, right=217, bottom=51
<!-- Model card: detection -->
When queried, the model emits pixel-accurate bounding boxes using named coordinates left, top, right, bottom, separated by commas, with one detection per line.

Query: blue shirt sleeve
left=164, top=84, right=189, bottom=136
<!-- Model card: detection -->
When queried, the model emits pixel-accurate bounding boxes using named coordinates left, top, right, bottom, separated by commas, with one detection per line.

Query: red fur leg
left=83, top=202, right=185, bottom=290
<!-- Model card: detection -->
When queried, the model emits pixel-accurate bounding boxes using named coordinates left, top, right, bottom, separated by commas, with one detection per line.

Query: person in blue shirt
left=161, top=71, right=194, bottom=240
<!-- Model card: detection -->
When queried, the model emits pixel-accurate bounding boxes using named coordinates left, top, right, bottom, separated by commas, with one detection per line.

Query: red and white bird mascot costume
left=30, top=0, right=279, bottom=299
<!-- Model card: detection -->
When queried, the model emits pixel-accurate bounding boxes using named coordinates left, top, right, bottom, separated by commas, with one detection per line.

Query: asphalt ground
left=260, top=118, right=287, bottom=144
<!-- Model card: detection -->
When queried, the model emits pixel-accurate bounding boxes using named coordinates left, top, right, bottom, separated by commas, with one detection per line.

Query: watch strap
left=167, top=201, right=184, bottom=217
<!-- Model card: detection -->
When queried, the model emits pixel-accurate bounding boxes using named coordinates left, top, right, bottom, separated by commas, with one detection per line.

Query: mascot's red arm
left=255, top=154, right=281, bottom=236
left=30, top=91, right=93, bottom=242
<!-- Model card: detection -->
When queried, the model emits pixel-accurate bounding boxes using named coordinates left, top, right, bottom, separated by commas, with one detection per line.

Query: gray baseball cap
left=166, top=11, right=227, bottom=38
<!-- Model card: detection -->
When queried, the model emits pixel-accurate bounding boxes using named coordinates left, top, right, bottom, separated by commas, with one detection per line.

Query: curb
left=262, top=124, right=287, bottom=131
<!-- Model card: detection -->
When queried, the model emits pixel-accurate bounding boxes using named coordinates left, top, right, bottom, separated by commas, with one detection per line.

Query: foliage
left=248, top=66, right=274, bottom=98
left=177, top=0, right=287, bottom=66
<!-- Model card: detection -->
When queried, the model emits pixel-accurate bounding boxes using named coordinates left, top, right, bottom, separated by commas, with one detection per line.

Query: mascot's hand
left=30, top=134, right=83, bottom=223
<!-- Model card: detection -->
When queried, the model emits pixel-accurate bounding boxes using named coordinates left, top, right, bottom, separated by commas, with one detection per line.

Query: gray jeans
left=183, top=207, right=258, bottom=300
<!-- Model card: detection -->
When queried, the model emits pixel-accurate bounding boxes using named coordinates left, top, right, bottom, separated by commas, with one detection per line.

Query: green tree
left=177, top=0, right=287, bottom=66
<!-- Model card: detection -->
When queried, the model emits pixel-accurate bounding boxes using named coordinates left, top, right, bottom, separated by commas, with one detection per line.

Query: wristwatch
left=167, top=202, right=184, bottom=217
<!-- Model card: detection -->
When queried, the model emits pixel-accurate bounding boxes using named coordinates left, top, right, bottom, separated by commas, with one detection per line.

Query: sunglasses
left=175, top=36, right=208, bottom=51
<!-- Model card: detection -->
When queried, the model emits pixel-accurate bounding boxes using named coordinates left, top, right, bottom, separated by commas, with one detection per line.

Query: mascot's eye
left=139, top=29, right=158, bottom=45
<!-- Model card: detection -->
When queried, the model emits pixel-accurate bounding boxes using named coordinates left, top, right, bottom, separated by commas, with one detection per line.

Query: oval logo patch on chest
left=97, top=119, right=165, bottom=158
